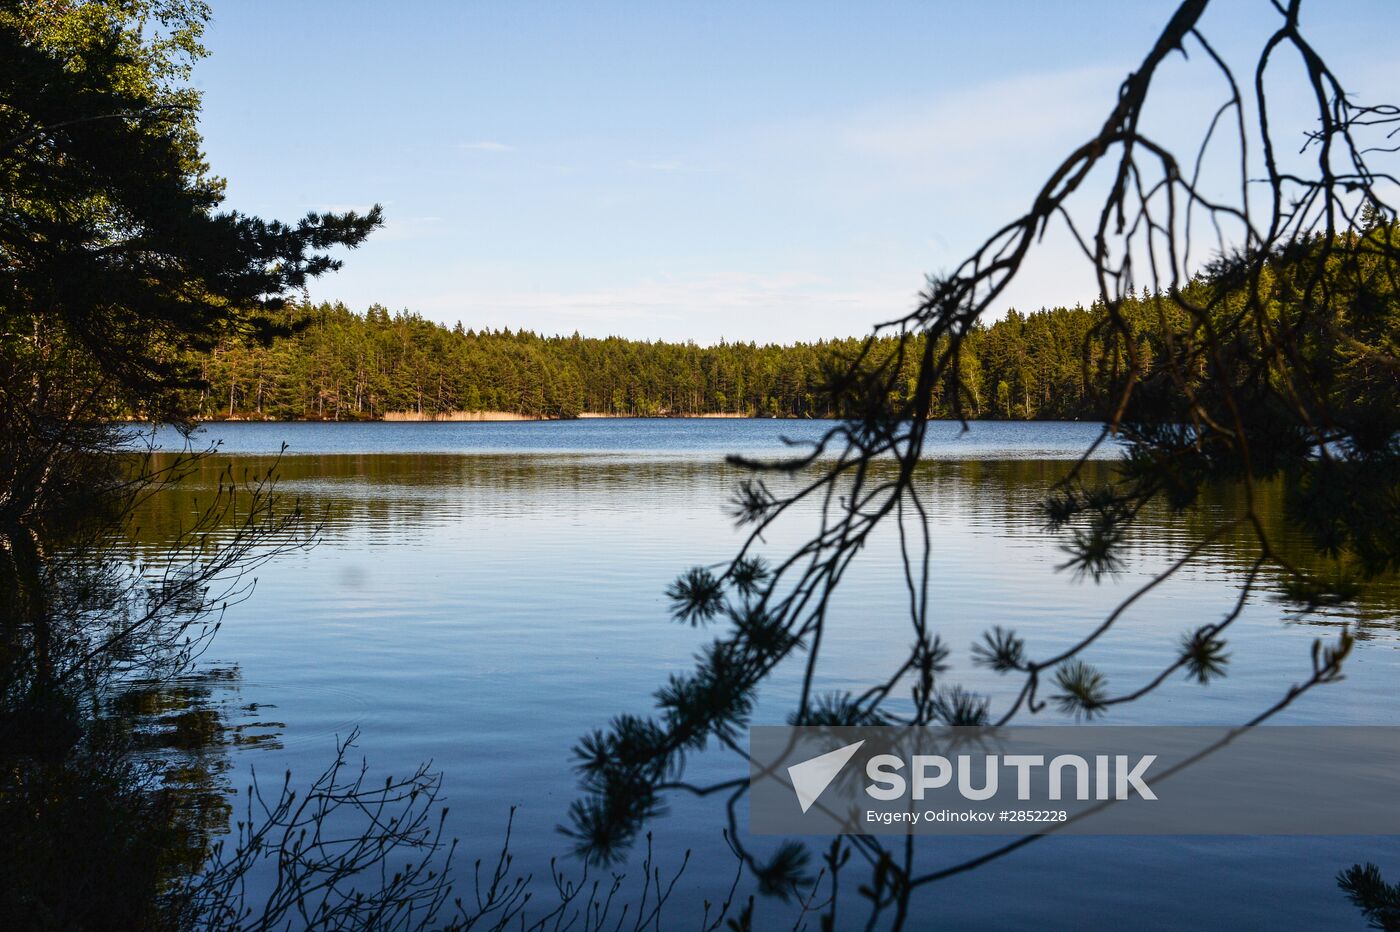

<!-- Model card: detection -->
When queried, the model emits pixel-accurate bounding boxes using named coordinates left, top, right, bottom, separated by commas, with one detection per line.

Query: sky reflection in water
left=130, top=421, right=1400, bottom=929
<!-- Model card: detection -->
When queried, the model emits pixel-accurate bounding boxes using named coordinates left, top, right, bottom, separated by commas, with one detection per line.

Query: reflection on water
left=111, top=666, right=276, bottom=875
left=145, top=417, right=1127, bottom=459
left=126, top=423, right=1400, bottom=929
left=118, top=668, right=283, bottom=752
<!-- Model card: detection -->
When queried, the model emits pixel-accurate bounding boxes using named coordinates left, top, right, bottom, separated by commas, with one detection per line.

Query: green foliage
left=657, top=641, right=754, bottom=745
left=728, top=555, right=771, bottom=596
left=753, top=841, right=811, bottom=902
left=971, top=625, right=1027, bottom=673
left=1180, top=629, right=1230, bottom=684
left=1051, top=659, right=1108, bottom=720
left=789, top=692, right=890, bottom=727
left=173, top=296, right=1182, bottom=421
left=0, top=15, right=380, bottom=409
left=666, top=566, right=726, bottom=625
left=1048, top=223, right=1400, bottom=605
left=930, top=685, right=991, bottom=726
left=0, top=0, right=381, bottom=528
left=1338, top=863, right=1400, bottom=931
left=727, top=603, right=796, bottom=657
left=178, top=237, right=1395, bottom=425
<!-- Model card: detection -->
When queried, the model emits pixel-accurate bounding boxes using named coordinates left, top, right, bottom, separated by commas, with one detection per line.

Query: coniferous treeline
left=189, top=296, right=1173, bottom=421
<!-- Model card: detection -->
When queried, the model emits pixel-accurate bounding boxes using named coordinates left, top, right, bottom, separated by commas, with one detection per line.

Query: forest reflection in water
left=129, top=451, right=1400, bottom=622
left=111, top=447, right=1400, bottom=928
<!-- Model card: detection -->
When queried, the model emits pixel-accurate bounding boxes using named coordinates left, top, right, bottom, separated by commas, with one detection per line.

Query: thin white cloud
left=747, top=64, right=1126, bottom=201
left=841, top=66, right=1122, bottom=160
left=458, top=140, right=515, bottom=152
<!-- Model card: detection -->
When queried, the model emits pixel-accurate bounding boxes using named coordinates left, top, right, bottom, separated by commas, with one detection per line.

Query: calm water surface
left=148, top=417, right=1124, bottom=458
left=132, top=420, right=1400, bottom=929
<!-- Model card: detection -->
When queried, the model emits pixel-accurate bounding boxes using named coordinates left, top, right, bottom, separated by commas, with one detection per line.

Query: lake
left=130, top=419, right=1400, bottom=929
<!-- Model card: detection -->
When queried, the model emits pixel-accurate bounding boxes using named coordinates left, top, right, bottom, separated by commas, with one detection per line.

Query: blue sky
left=193, top=1, right=1398, bottom=344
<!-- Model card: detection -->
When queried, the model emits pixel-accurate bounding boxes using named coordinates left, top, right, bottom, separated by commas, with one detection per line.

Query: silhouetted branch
left=571, top=0, right=1400, bottom=923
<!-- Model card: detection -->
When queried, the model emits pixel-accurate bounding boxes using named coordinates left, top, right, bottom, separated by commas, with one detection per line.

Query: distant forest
left=188, top=292, right=1189, bottom=421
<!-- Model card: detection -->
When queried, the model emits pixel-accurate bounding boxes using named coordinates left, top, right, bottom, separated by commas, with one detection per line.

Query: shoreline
left=201, top=411, right=781, bottom=423
left=173, top=413, right=1091, bottom=425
